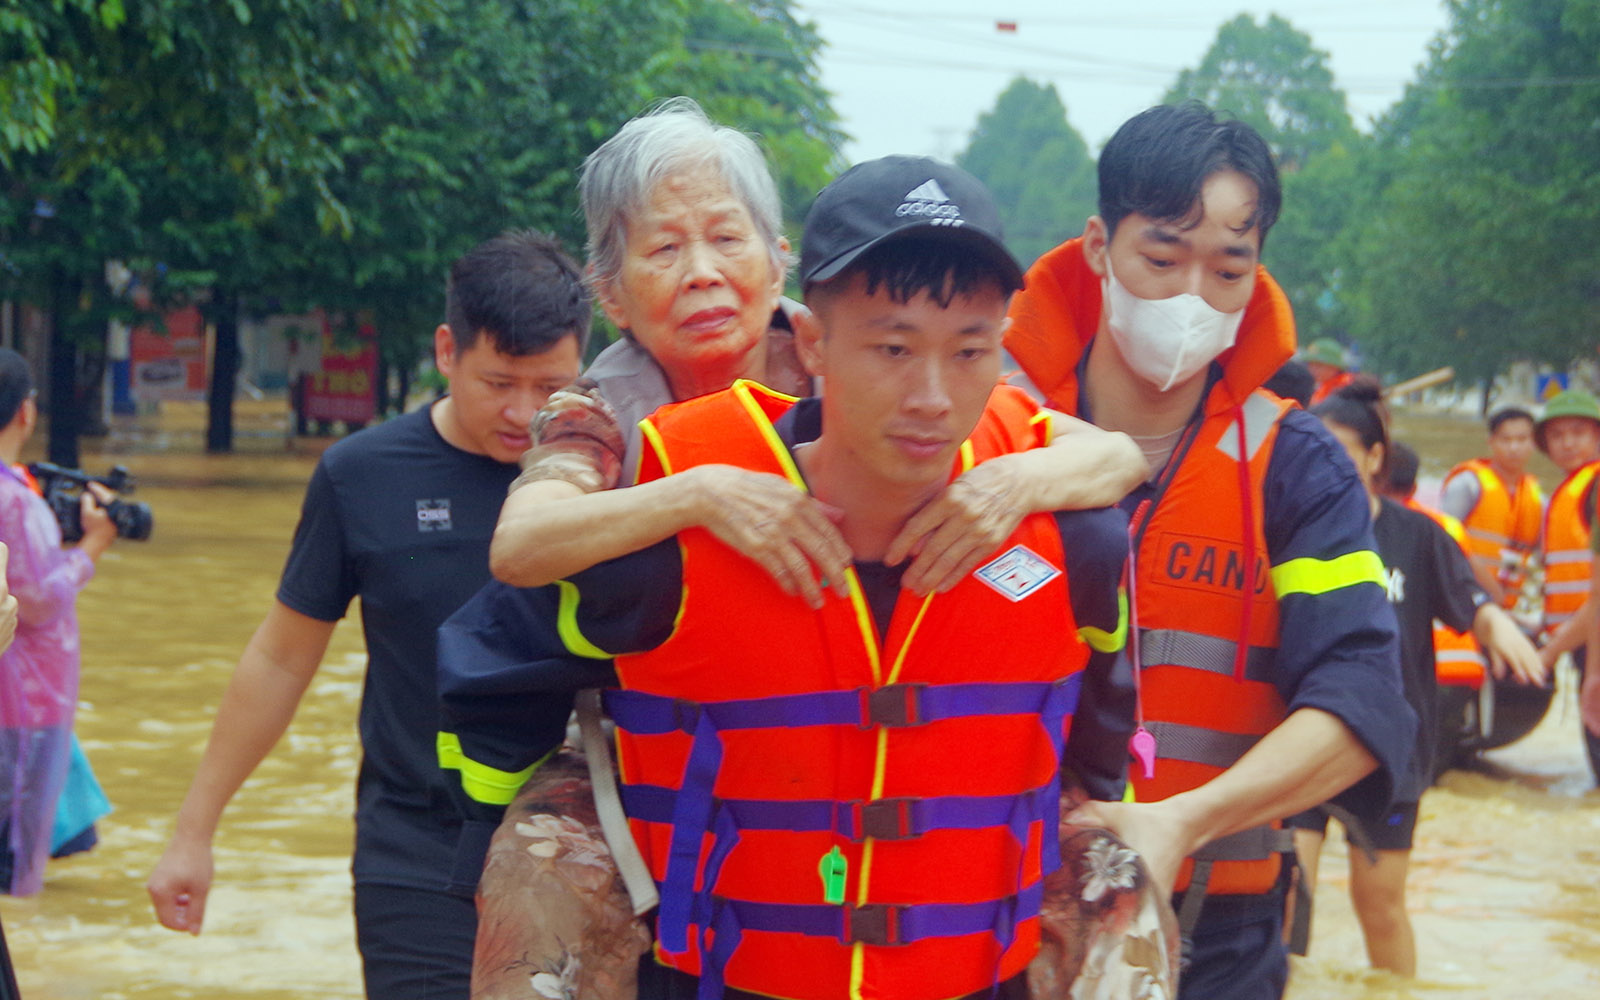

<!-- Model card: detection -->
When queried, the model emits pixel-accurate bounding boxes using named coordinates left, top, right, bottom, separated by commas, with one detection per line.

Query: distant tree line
left=959, top=2, right=1600, bottom=409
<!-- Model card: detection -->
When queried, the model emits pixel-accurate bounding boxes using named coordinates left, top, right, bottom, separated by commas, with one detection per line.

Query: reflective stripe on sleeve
left=436, top=732, right=552, bottom=806
left=555, top=579, right=615, bottom=659
left=1270, top=550, right=1386, bottom=597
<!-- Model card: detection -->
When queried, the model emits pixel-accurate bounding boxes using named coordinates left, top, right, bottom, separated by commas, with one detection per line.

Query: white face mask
left=1103, top=258, right=1246, bottom=392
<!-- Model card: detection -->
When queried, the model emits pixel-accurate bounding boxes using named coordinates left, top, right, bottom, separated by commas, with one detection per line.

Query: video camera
left=27, top=462, right=154, bottom=542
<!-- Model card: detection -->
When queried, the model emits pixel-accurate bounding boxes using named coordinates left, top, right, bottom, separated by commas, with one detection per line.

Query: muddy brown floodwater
left=0, top=402, right=1596, bottom=999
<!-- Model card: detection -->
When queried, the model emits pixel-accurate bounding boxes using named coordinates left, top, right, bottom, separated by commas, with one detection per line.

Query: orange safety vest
left=1541, top=461, right=1600, bottom=637
left=1406, top=499, right=1487, bottom=688
left=1127, top=391, right=1294, bottom=894
left=609, top=380, right=1093, bottom=1000
left=1004, top=238, right=1304, bottom=898
left=1446, top=459, right=1542, bottom=609
left=1308, top=369, right=1354, bottom=406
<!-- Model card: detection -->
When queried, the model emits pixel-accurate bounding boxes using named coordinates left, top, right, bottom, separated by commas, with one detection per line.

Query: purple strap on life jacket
left=605, top=677, right=1080, bottom=971
left=620, top=782, right=1061, bottom=842
left=604, top=678, right=1077, bottom=735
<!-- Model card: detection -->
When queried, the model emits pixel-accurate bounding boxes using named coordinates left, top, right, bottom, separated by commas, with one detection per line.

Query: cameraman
left=0, top=348, right=118, bottom=896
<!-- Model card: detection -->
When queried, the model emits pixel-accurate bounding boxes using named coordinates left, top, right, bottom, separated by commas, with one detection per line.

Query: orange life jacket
left=1126, top=391, right=1294, bottom=894
left=1445, top=459, right=1542, bottom=609
left=1005, top=239, right=1304, bottom=897
left=1541, top=461, right=1600, bottom=637
left=10, top=463, right=41, bottom=497
left=1308, top=369, right=1355, bottom=406
left=1406, top=498, right=1487, bottom=688
left=610, top=380, right=1093, bottom=1000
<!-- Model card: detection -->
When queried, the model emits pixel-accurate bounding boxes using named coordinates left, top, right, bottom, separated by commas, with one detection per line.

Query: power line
left=797, top=2, right=1440, bottom=33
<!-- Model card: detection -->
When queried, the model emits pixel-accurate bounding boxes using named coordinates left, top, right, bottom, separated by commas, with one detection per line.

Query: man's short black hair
left=1487, top=406, right=1534, bottom=435
left=1097, top=102, right=1282, bottom=248
left=1383, top=440, right=1420, bottom=498
left=1264, top=359, right=1315, bottom=408
left=807, top=237, right=1016, bottom=314
left=445, top=230, right=590, bottom=357
left=0, top=348, right=34, bottom=428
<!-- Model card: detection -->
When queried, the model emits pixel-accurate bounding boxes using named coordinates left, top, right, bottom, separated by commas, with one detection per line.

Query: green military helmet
left=1302, top=337, right=1346, bottom=369
left=1533, top=388, right=1600, bottom=452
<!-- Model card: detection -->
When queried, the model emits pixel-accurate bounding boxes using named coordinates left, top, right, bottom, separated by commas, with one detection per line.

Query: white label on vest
left=974, top=544, right=1061, bottom=602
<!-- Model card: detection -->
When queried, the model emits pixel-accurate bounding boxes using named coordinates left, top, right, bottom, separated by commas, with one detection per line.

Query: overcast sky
left=797, top=1, right=1452, bottom=162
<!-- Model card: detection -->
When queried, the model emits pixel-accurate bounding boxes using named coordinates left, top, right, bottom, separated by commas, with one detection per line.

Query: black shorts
left=1286, top=802, right=1419, bottom=852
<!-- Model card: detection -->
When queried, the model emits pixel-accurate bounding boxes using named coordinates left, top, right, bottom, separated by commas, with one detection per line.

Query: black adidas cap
left=800, top=155, right=1025, bottom=291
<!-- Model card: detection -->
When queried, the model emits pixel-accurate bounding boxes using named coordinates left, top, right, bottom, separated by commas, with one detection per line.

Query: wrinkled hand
left=1063, top=798, right=1193, bottom=900
left=0, top=544, right=16, bottom=654
left=147, top=837, right=214, bottom=935
left=687, top=465, right=850, bottom=609
left=885, top=456, right=1026, bottom=595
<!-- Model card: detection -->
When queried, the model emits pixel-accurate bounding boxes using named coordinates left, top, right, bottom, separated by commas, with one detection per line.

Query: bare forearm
left=490, top=475, right=705, bottom=587
left=1029, top=413, right=1147, bottom=510
left=1160, top=708, right=1376, bottom=856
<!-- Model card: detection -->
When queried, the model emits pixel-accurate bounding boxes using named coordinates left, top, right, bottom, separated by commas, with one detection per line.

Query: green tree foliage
left=656, top=0, right=847, bottom=239
left=957, top=77, right=1096, bottom=269
left=0, top=0, right=126, bottom=162
left=1341, top=0, right=1600, bottom=393
left=1, top=0, right=844, bottom=456
left=1164, top=14, right=1356, bottom=171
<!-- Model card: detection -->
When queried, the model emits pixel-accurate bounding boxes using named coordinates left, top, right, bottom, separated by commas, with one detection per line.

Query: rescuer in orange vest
left=1002, top=104, right=1414, bottom=1000
left=440, top=158, right=1161, bottom=999
left=1530, top=389, right=1600, bottom=781
left=1439, top=407, right=1544, bottom=613
left=1302, top=338, right=1353, bottom=406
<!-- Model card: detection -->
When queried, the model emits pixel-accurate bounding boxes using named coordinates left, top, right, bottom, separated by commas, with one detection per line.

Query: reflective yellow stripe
left=555, top=580, right=614, bottom=659
left=637, top=418, right=673, bottom=477
left=1270, top=550, right=1385, bottom=597
left=958, top=439, right=975, bottom=472
left=1077, top=588, right=1129, bottom=653
left=436, top=732, right=553, bottom=806
left=1031, top=409, right=1055, bottom=446
left=733, top=381, right=807, bottom=489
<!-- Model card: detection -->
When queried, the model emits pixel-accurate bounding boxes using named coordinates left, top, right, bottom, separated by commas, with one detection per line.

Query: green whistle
left=818, top=846, right=848, bottom=905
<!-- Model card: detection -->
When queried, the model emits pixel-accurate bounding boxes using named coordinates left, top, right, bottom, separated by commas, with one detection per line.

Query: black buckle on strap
left=844, top=903, right=906, bottom=946
left=862, top=684, right=927, bottom=727
left=858, top=797, right=917, bottom=841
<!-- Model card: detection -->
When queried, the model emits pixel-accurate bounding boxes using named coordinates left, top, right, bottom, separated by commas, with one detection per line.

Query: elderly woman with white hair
left=492, top=97, right=1145, bottom=604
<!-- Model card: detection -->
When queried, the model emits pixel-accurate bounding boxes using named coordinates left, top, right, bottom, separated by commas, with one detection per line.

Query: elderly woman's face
left=598, top=163, right=785, bottom=382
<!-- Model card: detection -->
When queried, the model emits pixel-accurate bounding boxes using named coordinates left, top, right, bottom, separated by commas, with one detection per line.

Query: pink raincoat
left=0, top=463, right=93, bottom=895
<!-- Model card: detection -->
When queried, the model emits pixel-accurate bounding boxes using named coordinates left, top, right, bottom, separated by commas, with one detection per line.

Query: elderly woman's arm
left=885, top=412, right=1147, bottom=595
left=491, top=469, right=850, bottom=608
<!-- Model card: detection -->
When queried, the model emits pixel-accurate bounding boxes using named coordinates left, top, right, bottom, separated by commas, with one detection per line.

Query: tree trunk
left=397, top=363, right=412, bottom=415
left=46, top=267, right=81, bottom=469
left=206, top=287, right=241, bottom=453
left=375, top=353, right=391, bottom=417
left=1479, top=376, right=1493, bottom=418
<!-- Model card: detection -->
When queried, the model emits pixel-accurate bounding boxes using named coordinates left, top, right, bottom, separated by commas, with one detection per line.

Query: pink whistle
left=1130, top=726, right=1157, bottom=780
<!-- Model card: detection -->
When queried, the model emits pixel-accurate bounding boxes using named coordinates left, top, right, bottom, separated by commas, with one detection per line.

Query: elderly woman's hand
left=884, top=454, right=1030, bottom=596
left=684, top=465, right=851, bottom=609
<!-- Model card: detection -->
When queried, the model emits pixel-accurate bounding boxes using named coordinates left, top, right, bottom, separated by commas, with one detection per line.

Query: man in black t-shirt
left=147, top=231, right=588, bottom=999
